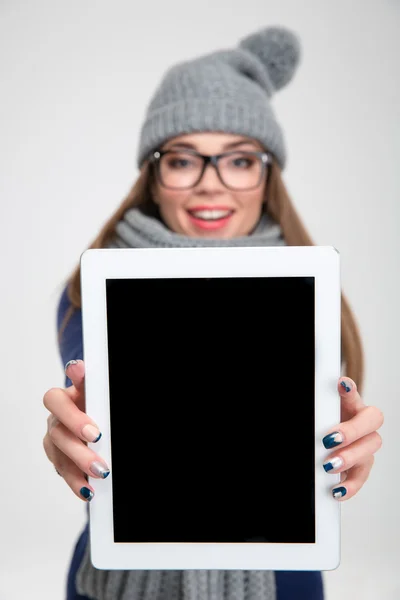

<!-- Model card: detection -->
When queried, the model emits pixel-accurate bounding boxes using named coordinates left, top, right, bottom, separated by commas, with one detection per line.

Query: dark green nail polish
left=80, top=487, right=94, bottom=501
left=322, top=431, right=343, bottom=449
left=323, top=457, right=344, bottom=472
left=332, top=486, right=347, bottom=499
left=340, top=381, right=352, bottom=393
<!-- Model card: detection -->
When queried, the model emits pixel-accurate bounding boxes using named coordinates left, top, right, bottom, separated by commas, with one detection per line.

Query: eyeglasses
left=150, top=148, right=272, bottom=191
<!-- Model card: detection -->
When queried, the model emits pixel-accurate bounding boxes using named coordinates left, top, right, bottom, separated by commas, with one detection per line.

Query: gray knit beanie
left=136, top=25, right=301, bottom=170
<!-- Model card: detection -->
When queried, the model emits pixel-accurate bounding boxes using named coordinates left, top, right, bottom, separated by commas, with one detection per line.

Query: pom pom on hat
left=137, top=24, right=302, bottom=169
left=239, top=25, right=301, bottom=91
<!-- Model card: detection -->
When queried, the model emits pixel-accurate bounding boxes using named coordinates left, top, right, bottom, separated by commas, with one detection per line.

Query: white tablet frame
left=80, top=245, right=341, bottom=571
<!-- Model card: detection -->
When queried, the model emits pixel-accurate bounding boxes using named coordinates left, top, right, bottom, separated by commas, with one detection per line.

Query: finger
left=43, top=387, right=102, bottom=444
left=322, top=431, right=382, bottom=474
left=331, top=456, right=374, bottom=501
left=47, top=413, right=58, bottom=435
left=322, top=405, right=384, bottom=450
left=49, top=421, right=110, bottom=480
left=43, top=434, right=95, bottom=502
left=65, top=359, right=85, bottom=399
left=43, top=432, right=55, bottom=464
left=338, top=377, right=365, bottom=421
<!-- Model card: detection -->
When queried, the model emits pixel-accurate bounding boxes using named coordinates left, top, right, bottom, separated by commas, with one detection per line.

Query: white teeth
left=190, top=209, right=232, bottom=220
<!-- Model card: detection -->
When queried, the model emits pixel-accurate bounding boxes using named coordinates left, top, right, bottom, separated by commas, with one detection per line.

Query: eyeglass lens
left=158, top=151, right=265, bottom=189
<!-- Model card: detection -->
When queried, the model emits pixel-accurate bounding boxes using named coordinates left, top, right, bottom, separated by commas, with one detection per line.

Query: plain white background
left=0, top=1, right=398, bottom=598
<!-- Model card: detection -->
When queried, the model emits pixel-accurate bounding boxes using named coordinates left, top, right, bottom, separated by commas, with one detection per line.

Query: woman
left=43, top=25, right=384, bottom=600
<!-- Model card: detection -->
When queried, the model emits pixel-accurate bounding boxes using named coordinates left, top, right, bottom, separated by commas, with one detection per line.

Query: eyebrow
left=164, top=139, right=262, bottom=151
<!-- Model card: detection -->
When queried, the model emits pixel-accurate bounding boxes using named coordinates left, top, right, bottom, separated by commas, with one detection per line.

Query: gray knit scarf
left=75, top=207, right=286, bottom=600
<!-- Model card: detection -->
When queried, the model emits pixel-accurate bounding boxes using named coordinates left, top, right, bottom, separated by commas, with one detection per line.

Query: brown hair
left=58, top=159, right=365, bottom=394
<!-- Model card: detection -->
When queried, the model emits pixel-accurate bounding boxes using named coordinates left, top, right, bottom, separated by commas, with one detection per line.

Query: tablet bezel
left=80, top=246, right=341, bottom=571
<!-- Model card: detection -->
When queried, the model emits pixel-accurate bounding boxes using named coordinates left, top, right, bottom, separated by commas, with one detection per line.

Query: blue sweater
left=57, top=285, right=325, bottom=600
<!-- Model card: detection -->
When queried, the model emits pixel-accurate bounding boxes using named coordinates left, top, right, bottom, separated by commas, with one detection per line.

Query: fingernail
left=323, top=456, right=344, bottom=472
left=65, top=359, right=79, bottom=374
left=82, top=424, right=102, bottom=443
left=80, top=487, right=94, bottom=501
left=322, top=431, right=343, bottom=449
left=332, top=486, right=347, bottom=499
left=340, top=380, right=352, bottom=393
left=89, top=461, right=110, bottom=478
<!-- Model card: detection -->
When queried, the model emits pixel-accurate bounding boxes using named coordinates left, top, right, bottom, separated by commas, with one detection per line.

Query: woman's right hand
left=42, top=359, right=110, bottom=502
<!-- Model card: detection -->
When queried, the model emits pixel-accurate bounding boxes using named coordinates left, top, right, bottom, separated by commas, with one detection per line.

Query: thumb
left=64, top=359, right=86, bottom=410
left=339, top=376, right=365, bottom=421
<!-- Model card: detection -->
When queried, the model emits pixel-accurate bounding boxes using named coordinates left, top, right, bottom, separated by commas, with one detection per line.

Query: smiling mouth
left=187, top=209, right=234, bottom=221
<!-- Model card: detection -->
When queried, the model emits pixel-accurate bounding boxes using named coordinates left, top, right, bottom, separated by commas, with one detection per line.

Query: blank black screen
left=106, top=277, right=315, bottom=544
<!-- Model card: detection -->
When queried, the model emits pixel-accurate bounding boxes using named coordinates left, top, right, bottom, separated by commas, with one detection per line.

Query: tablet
left=80, top=246, right=341, bottom=571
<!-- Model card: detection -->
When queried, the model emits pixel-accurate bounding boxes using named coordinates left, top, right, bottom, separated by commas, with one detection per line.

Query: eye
left=169, top=158, right=190, bottom=168
left=230, top=156, right=255, bottom=168
left=164, top=153, right=199, bottom=169
left=234, top=158, right=250, bottom=167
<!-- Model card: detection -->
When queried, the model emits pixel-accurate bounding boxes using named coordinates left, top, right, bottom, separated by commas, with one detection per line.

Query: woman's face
left=152, top=132, right=268, bottom=238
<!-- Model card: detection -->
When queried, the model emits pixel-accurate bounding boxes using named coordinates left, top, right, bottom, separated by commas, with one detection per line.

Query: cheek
left=158, top=192, right=187, bottom=216
left=232, top=190, right=265, bottom=234
left=156, top=190, right=192, bottom=232
left=237, top=190, right=265, bottom=213
left=156, top=187, right=189, bottom=211
left=249, top=192, right=264, bottom=207
left=163, top=194, right=187, bottom=210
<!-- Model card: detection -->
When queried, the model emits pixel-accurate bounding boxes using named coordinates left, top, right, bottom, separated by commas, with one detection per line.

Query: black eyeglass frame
left=150, top=148, right=272, bottom=191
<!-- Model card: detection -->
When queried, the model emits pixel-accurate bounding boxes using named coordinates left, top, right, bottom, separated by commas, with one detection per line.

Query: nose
left=195, top=161, right=225, bottom=191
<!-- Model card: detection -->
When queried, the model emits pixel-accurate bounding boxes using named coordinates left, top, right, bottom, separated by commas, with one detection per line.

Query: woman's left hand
left=321, top=377, right=384, bottom=501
